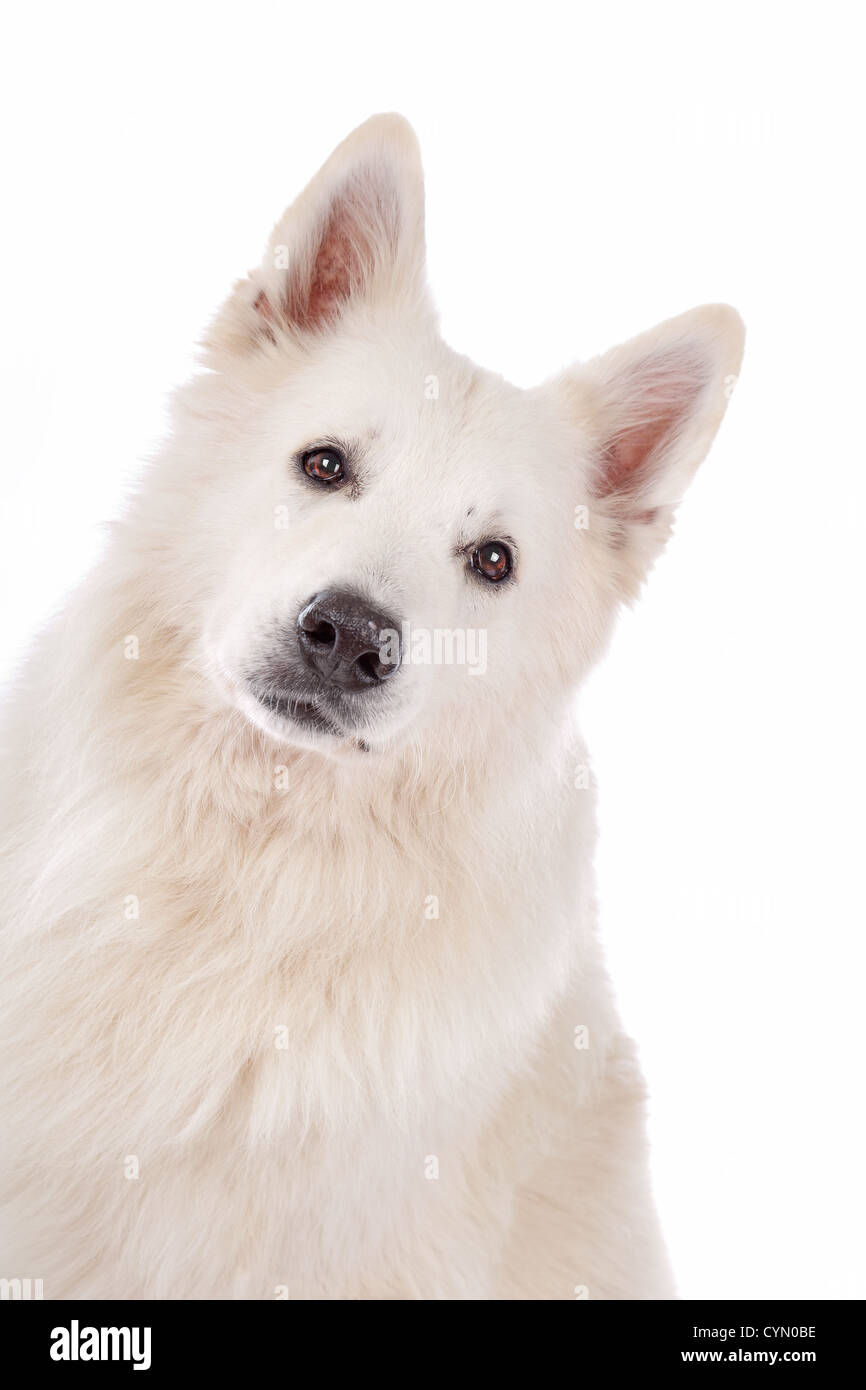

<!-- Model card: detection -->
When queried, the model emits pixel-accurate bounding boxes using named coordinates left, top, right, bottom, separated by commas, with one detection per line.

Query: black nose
left=296, top=589, right=401, bottom=692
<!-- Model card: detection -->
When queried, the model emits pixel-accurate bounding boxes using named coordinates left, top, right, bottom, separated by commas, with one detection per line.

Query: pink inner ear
left=253, top=171, right=399, bottom=338
left=595, top=347, right=708, bottom=504
left=289, top=193, right=371, bottom=331
left=602, top=402, right=684, bottom=496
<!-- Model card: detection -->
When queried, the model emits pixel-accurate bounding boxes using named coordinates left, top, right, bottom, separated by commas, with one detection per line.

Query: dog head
left=188, top=115, right=743, bottom=758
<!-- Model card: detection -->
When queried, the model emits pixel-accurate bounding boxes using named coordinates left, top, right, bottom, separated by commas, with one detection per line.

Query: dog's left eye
left=470, top=541, right=512, bottom=582
left=302, top=447, right=345, bottom=483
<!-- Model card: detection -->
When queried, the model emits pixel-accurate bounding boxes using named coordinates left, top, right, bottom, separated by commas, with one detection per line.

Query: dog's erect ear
left=560, top=305, right=744, bottom=591
left=206, top=114, right=428, bottom=359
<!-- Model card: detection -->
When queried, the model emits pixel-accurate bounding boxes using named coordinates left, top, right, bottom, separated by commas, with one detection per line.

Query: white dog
left=0, top=115, right=743, bottom=1299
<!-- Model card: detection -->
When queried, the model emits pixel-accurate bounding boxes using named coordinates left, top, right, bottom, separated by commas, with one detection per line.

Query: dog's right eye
left=301, top=447, right=345, bottom=483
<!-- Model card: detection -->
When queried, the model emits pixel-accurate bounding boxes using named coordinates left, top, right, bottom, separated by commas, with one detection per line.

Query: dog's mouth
left=252, top=687, right=344, bottom=737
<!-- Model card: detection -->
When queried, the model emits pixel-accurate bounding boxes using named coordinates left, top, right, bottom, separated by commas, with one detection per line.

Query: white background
left=2, top=2, right=864, bottom=1299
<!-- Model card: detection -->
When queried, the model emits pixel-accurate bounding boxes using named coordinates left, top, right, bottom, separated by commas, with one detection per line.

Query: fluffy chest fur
left=0, top=609, right=615, bottom=1296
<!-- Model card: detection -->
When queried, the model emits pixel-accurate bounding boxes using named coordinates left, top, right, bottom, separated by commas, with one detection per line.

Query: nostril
left=304, top=619, right=336, bottom=648
left=356, top=651, right=385, bottom=684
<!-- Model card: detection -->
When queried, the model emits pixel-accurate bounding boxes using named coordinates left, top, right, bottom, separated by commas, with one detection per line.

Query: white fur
left=0, top=115, right=743, bottom=1299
